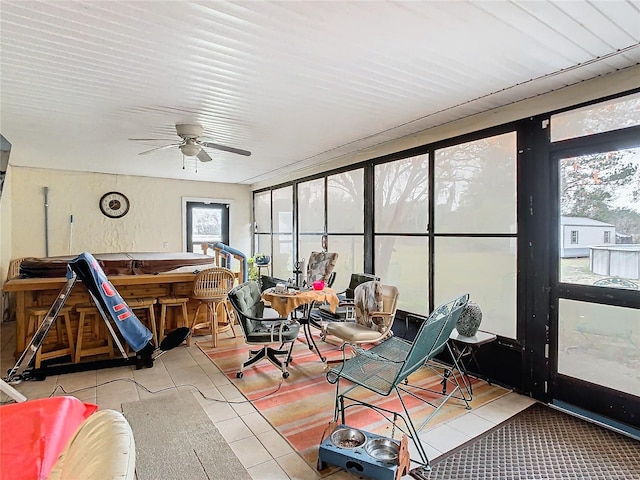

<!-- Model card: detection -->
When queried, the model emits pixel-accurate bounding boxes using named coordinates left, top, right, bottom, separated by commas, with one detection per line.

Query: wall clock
left=99, top=191, right=130, bottom=218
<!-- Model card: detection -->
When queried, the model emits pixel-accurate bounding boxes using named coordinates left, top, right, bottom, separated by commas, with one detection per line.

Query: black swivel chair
left=227, top=281, right=300, bottom=379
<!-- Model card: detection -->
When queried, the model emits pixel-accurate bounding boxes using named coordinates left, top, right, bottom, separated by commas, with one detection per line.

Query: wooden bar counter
left=4, top=272, right=201, bottom=359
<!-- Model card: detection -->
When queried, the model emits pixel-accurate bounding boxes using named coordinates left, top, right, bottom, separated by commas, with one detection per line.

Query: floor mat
left=411, top=402, right=640, bottom=480
left=122, top=391, right=252, bottom=480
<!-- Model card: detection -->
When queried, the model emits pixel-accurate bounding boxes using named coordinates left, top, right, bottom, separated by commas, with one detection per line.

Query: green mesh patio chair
left=325, top=293, right=469, bottom=475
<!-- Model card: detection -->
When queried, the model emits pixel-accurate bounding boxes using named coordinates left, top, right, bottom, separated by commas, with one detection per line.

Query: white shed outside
left=560, top=216, right=615, bottom=258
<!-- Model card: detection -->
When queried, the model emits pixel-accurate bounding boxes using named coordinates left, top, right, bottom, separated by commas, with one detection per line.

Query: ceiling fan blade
left=129, top=138, right=175, bottom=141
left=200, top=141, right=251, bottom=157
left=197, top=149, right=213, bottom=162
left=137, top=143, right=182, bottom=155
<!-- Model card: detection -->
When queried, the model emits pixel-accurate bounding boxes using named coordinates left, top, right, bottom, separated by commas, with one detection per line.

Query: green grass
left=560, top=257, right=604, bottom=285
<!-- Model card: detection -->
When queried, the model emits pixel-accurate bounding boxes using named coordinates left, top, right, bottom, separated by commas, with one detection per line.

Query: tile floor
left=0, top=322, right=536, bottom=479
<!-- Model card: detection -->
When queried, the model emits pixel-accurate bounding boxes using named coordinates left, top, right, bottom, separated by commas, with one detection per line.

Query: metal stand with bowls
left=317, top=422, right=410, bottom=480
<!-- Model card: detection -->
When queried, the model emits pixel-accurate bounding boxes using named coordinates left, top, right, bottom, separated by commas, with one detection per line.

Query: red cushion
left=0, top=396, right=98, bottom=480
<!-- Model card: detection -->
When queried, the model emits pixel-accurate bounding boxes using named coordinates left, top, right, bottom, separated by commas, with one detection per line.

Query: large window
left=434, top=132, right=518, bottom=338
left=327, top=235, right=364, bottom=292
left=298, top=178, right=325, bottom=234
left=298, top=235, right=325, bottom=268
left=253, top=191, right=272, bottom=263
left=328, top=170, right=364, bottom=291
left=434, top=237, right=516, bottom=338
left=374, top=155, right=428, bottom=234
left=298, top=179, right=326, bottom=280
left=557, top=299, right=639, bottom=397
left=434, top=133, right=517, bottom=234
left=550, top=91, right=640, bottom=142
left=374, top=155, right=429, bottom=312
left=254, top=191, right=271, bottom=234
left=558, top=147, right=640, bottom=289
left=185, top=201, right=228, bottom=254
left=271, top=187, right=293, bottom=279
left=328, top=170, right=364, bottom=234
left=254, top=132, right=519, bottom=336
left=375, top=235, right=429, bottom=314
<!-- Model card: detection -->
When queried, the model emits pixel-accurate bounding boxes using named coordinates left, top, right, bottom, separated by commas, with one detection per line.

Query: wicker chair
left=190, top=267, right=237, bottom=348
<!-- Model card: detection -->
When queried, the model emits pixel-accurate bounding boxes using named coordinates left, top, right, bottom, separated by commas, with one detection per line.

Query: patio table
left=262, top=287, right=339, bottom=362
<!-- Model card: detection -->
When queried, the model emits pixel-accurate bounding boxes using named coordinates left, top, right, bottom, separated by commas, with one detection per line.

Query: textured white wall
left=0, top=166, right=13, bottom=306
left=0, top=169, right=11, bottom=259
left=8, top=167, right=252, bottom=259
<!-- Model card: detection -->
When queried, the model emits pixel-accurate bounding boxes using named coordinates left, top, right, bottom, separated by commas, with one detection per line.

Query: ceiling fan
left=130, top=124, right=251, bottom=162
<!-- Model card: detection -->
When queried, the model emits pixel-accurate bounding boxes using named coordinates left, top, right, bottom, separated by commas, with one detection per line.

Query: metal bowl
left=364, top=437, right=400, bottom=462
left=330, top=427, right=366, bottom=449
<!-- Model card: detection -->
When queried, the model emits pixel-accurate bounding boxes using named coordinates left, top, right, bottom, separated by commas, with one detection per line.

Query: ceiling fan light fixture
left=131, top=123, right=251, bottom=158
left=180, top=143, right=201, bottom=157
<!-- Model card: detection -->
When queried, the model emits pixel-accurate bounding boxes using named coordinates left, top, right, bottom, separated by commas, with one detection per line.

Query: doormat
left=410, top=402, right=640, bottom=479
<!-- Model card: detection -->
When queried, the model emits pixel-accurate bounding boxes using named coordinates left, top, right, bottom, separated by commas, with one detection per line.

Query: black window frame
left=186, top=201, right=229, bottom=253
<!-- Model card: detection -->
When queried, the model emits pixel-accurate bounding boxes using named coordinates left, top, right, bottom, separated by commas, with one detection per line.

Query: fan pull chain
left=182, top=153, right=185, bottom=170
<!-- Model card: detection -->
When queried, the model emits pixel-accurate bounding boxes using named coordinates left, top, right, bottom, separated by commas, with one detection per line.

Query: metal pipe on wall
left=69, top=214, right=73, bottom=254
left=43, top=186, right=49, bottom=256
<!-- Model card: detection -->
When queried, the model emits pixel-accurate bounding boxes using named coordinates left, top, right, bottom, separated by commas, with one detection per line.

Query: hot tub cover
left=19, top=252, right=214, bottom=278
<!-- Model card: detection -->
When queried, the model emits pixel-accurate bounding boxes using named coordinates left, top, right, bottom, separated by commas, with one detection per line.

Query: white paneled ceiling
left=1, top=1, right=639, bottom=185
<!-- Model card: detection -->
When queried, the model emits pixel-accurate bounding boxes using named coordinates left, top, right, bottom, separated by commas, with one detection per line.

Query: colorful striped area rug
left=198, top=329, right=510, bottom=473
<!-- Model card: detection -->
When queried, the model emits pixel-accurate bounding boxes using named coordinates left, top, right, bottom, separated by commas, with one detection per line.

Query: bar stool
left=158, top=296, right=190, bottom=346
left=127, top=297, right=159, bottom=347
left=25, top=306, right=75, bottom=368
left=190, top=267, right=236, bottom=348
left=75, top=303, right=114, bottom=363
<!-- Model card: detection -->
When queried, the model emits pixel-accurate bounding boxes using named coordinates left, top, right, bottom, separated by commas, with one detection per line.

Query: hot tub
left=590, top=244, right=640, bottom=280
left=19, top=252, right=215, bottom=278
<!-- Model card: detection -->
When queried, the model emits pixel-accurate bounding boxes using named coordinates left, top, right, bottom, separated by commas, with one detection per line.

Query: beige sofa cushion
left=48, top=409, right=135, bottom=480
